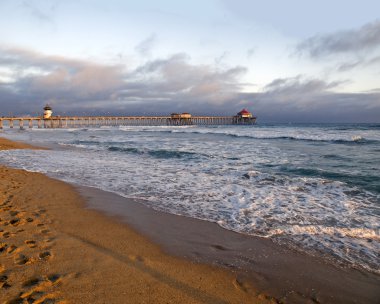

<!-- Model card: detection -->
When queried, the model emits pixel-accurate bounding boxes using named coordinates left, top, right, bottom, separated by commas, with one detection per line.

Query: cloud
left=0, top=46, right=379, bottom=122
left=263, top=76, right=345, bottom=102
left=21, top=0, right=58, bottom=24
left=297, top=20, right=380, bottom=58
left=246, top=48, right=256, bottom=58
left=233, top=76, right=380, bottom=123
left=0, top=47, right=125, bottom=102
left=228, top=76, right=380, bottom=123
left=0, top=47, right=248, bottom=114
left=214, top=51, right=229, bottom=65
left=135, top=34, right=157, bottom=56
left=119, top=53, right=247, bottom=105
left=337, top=55, right=380, bottom=72
left=249, top=91, right=380, bottom=123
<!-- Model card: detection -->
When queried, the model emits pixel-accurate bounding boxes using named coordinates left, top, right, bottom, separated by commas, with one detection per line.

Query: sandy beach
left=0, top=137, right=274, bottom=303
left=1, top=136, right=380, bottom=304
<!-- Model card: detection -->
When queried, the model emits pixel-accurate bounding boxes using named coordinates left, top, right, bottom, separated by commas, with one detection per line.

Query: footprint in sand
left=25, top=240, right=37, bottom=248
left=32, top=209, right=47, bottom=218
left=22, top=277, right=40, bottom=288
left=19, top=275, right=62, bottom=303
left=38, top=251, right=51, bottom=260
left=22, top=274, right=61, bottom=288
left=46, top=274, right=61, bottom=284
left=44, top=237, right=55, bottom=243
left=14, top=253, right=29, bottom=265
left=29, top=293, right=57, bottom=304
left=3, top=194, right=14, bottom=204
left=0, top=242, right=8, bottom=252
left=9, top=218, right=20, bottom=226
left=40, top=229, right=50, bottom=235
left=20, top=290, right=44, bottom=303
left=9, top=210, right=19, bottom=216
left=2, top=231, right=12, bottom=238
left=6, top=244, right=18, bottom=254
left=0, top=275, right=11, bottom=289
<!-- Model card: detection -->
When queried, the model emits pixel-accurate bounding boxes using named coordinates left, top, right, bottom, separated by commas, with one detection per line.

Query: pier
left=0, top=115, right=256, bottom=129
left=0, top=107, right=256, bottom=129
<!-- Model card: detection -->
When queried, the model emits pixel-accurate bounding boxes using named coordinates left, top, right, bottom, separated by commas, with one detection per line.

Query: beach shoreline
left=1, top=136, right=380, bottom=303
left=77, top=185, right=380, bottom=303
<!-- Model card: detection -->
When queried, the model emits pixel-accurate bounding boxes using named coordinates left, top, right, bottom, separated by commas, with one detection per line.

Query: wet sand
left=1, top=137, right=380, bottom=303
left=0, top=137, right=45, bottom=151
left=79, top=186, right=380, bottom=304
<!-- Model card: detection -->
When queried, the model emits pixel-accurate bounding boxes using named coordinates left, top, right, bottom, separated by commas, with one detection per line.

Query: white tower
left=43, top=104, right=53, bottom=119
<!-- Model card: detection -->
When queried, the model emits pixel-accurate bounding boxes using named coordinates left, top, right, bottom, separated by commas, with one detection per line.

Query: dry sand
left=1, top=137, right=379, bottom=304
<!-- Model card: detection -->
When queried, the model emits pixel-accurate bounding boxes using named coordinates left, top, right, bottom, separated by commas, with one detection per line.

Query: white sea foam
left=270, top=225, right=379, bottom=239
left=115, top=125, right=380, bottom=143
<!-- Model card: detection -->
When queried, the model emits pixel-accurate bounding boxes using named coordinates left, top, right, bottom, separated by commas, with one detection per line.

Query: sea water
left=0, top=124, right=379, bottom=273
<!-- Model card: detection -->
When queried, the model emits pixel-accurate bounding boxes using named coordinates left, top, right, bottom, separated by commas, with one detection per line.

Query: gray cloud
left=263, top=76, right=345, bottom=103
left=337, top=55, right=380, bottom=72
left=246, top=48, right=256, bottom=59
left=21, top=0, right=58, bottom=25
left=214, top=51, right=229, bottom=65
left=0, top=47, right=379, bottom=122
left=232, top=77, right=380, bottom=123
left=297, top=20, right=380, bottom=58
left=0, top=47, right=247, bottom=115
left=246, top=91, right=380, bottom=123
left=143, top=56, right=244, bottom=101
left=135, top=34, right=157, bottom=56
left=0, top=47, right=125, bottom=102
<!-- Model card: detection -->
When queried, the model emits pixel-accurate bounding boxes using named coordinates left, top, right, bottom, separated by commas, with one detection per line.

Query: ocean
left=1, top=123, right=379, bottom=274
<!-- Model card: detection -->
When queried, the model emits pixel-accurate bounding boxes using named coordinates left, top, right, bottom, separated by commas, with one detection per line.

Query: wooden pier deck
left=0, top=115, right=256, bottom=129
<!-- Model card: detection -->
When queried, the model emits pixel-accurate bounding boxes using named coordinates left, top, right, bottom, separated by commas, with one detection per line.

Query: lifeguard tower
left=43, top=105, right=53, bottom=119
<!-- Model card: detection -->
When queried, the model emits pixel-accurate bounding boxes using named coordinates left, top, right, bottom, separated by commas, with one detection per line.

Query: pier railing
left=0, top=116, right=256, bottom=129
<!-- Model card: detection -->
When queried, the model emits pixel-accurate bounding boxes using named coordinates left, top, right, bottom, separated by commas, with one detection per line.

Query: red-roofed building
left=237, top=108, right=253, bottom=118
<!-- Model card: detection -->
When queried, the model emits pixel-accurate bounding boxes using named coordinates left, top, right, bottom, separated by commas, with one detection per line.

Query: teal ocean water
left=1, top=123, right=379, bottom=273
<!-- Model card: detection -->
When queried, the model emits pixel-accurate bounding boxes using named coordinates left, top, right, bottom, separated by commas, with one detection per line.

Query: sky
left=0, top=0, right=380, bottom=122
